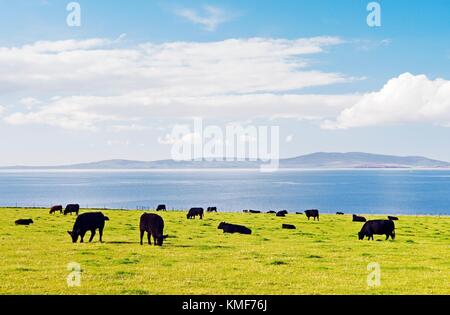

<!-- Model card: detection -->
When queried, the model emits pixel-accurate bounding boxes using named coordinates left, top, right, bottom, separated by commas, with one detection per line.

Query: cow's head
left=358, top=231, right=365, bottom=240
left=218, top=222, right=225, bottom=230
left=67, top=230, right=79, bottom=243
left=156, top=234, right=169, bottom=246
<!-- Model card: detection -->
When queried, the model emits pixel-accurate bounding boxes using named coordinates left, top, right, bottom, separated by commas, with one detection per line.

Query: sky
left=0, top=0, right=449, bottom=166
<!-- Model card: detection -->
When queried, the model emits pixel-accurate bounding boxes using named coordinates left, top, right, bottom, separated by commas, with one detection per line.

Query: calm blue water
left=0, top=170, right=450, bottom=215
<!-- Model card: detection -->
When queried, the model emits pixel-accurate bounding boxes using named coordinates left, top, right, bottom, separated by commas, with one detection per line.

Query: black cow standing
left=282, top=224, right=296, bottom=230
left=15, top=219, right=33, bottom=226
left=140, top=213, right=168, bottom=246
left=353, top=214, right=367, bottom=222
left=50, top=205, right=63, bottom=214
left=64, top=204, right=80, bottom=216
left=305, top=209, right=319, bottom=221
left=67, top=212, right=109, bottom=243
left=187, top=208, right=204, bottom=219
left=359, top=220, right=396, bottom=241
left=207, top=207, right=217, bottom=212
left=156, top=204, right=166, bottom=211
left=218, top=222, right=252, bottom=235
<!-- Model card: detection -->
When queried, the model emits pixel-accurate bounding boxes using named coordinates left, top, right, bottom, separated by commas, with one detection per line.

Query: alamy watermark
left=367, top=2, right=381, bottom=27
left=67, top=262, right=82, bottom=287
left=66, top=2, right=81, bottom=27
left=163, top=119, right=280, bottom=172
left=367, top=262, right=381, bottom=287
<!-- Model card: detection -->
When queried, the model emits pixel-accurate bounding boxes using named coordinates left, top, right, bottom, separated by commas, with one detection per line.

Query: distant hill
left=2, top=152, right=450, bottom=170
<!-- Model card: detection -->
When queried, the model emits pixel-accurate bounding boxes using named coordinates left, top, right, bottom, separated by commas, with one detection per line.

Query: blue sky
left=0, top=0, right=449, bottom=165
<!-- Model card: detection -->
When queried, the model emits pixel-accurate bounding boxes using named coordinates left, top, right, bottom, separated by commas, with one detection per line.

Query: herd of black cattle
left=14, top=204, right=398, bottom=246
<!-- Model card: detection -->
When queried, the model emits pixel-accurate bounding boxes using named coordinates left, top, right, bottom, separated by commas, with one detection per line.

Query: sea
left=0, top=169, right=450, bottom=215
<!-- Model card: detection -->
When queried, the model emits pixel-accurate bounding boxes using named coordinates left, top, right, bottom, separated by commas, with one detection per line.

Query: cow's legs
left=140, top=230, right=144, bottom=245
left=99, top=228, right=103, bottom=243
left=89, top=230, right=96, bottom=242
left=80, top=231, right=86, bottom=243
left=147, top=232, right=152, bottom=245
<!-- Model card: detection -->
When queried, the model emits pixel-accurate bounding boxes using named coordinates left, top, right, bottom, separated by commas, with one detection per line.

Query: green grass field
left=0, top=208, right=449, bottom=295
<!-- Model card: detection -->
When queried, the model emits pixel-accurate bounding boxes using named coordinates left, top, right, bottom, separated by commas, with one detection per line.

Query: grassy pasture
left=0, top=208, right=449, bottom=295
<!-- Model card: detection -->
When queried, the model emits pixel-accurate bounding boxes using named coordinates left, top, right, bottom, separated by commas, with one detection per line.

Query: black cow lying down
left=249, top=210, right=261, bottom=214
left=388, top=216, right=399, bottom=221
left=336, top=212, right=345, bottom=215
left=15, top=219, right=33, bottom=226
left=359, top=220, right=395, bottom=241
left=218, top=222, right=252, bottom=235
left=276, top=211, right=286, bottom=217
left=67, top=212, right=109, bottom=243
left=267, top=211, right=276, bottom=214
left=353, top=214, right=367, bottom=222
left=140, top=213, right=168, bottom=246
left=282, top=224, right=296, bottom=230
left=296, top=212, right=303, bottom=215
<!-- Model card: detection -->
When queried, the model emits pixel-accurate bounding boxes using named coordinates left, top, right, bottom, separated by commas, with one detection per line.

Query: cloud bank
left=323, top=73, right=450, bottom=129
left=0, top=36, right=354, bottom=130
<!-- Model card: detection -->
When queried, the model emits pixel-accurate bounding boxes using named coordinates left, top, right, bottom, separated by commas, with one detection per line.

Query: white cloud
left=175, top=5, right=232, bottom=31
left=1, top=36, right=354, bottom=130
left=322, top=73, right=450, bottom=129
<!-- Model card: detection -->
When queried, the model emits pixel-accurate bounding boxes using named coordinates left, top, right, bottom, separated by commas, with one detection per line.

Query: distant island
left=2, top=152, right=450, bottom=170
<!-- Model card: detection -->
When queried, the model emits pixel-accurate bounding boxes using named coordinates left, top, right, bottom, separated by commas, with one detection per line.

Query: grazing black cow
left=67, top=212, right=109, bottom=243
left=353, top=214, right=367, bottom=222
left=140, top=213, right=168, bottom=246
left=336, top=212, right=345, bottom=215
left=267, top=211, right=276, bottom=214
left=218, top=222, right=252, bottom=235
left=282, top=224, right=296, bottom=230
left=207, top=207, right=217, bottom=212
left=50, top=205, right=63, bottom=214
left=187, top=208, right=204, bottom=219
left=249, top=210, right=261, bottom=214
left=64, top=204, right=80, bottom=216
left=359, top=220, right=395, bottom=241
left=276, top=211, right=286, bottom=217
left=305, top=209, right=319, bottom=221
left=15, top=219, right=33, bottom=226
left=296, top=212, right=303, bottom=215
left=388, top=216, right=399, bottom=221
left=156, top=204, right=166, bottom=211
